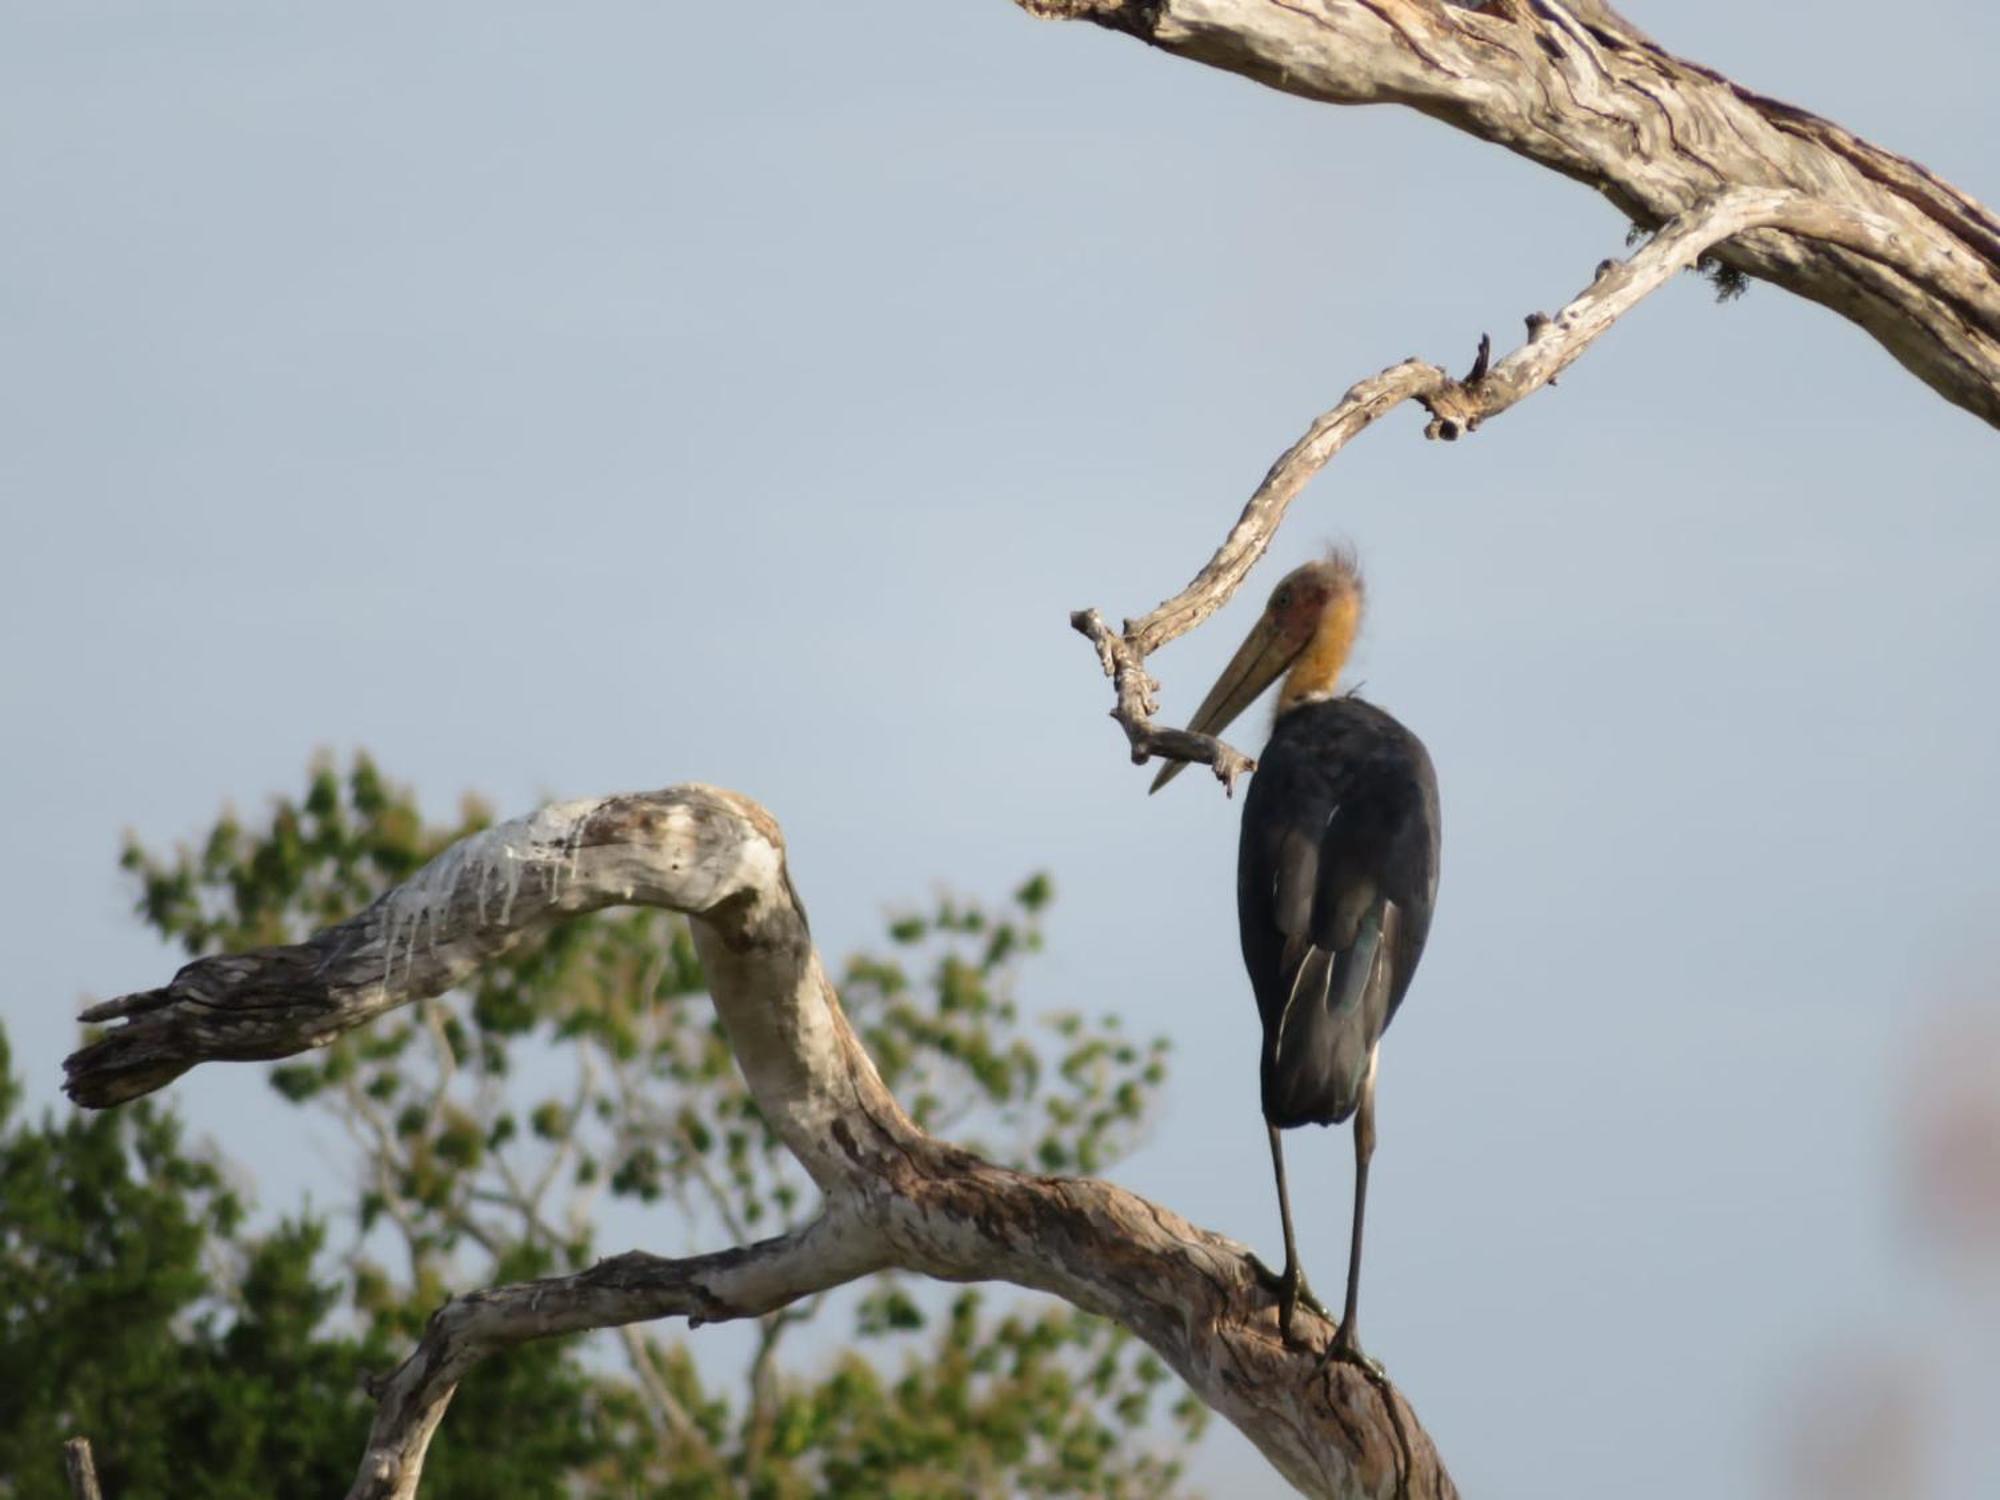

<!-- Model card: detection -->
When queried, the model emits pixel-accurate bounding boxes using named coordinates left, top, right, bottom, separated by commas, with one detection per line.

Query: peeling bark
left=1015, top=0, right=2000, bottom=428
left=66, top=785, right=1454, bottom=1500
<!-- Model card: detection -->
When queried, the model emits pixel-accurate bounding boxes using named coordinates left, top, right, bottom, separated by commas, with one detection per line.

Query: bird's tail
left=1262, top=902, right=1396, bottom=1128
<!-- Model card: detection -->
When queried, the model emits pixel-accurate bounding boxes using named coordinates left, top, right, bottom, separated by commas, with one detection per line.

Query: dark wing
left=1237, top=700, right=1439, bottom=1128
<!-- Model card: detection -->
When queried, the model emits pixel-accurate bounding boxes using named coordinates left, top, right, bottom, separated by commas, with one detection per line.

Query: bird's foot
left=1315, top=1323, right=1386, bottom=1382
left=1247, top=1254, right=1331, bottom=1349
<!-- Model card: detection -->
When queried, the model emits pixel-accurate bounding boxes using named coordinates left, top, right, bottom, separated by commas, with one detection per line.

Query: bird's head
left=1150, top=551, right=1365, bottom=793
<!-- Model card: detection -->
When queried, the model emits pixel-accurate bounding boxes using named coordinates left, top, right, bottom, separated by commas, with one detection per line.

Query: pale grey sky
left=4, top=2, right=1997, bottom=1494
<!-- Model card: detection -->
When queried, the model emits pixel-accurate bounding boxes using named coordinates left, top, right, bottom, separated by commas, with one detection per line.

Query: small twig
left=524, top=1047, right=596, bottom=1219
left=418, top=999, right=459, bottom=1132
left=1463, top=333, right=1491, bottom=383
left=337, top=1070, right=504, bottom=1263
left=346, top=1211, right=888, bottom=1500
left=477, top=1067, right=716, bottom=1458
left=742, top=1297, right=819, bottom=1484
left=613, top=1323, right=713, bottom=1455
left=63, top=1437, right=103, bottom=1500
left=1069, top=608, right=1258, bottom=793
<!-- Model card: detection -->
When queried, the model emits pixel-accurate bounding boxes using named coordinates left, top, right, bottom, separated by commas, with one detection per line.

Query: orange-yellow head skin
left=1273, top=553, right=1365, bottom=712
left=1148, top=549, right=1367, bottom=793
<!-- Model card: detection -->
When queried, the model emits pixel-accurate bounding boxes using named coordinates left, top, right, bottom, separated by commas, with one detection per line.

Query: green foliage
left=844, top=879, right=1169, bottom=1177
left=1624, top=219, right=1751, bottom=303
left=0, top=1025, right=600, bottom=1500
left=35, top=751, right=1203, bottom=1494
left=726, top=1291, right=1199, bottom=1499
left=1698, top=255, right=1752, bottom=301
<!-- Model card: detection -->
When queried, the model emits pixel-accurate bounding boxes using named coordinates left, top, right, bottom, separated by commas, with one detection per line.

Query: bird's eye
left=1273, top=589, right=1293, bottom=610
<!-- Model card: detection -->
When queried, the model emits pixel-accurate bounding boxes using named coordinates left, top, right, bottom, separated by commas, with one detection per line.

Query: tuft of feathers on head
left=1270, top=544, right=1367, bottom=710
left=1321, top=542, right=1364, bottom=602
left=1265, top=545, right=1365, bottom=615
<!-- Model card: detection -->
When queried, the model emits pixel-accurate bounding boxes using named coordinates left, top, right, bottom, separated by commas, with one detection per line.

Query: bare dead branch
left=66, top=791, right=784, bottom=1110
left=1070, top=606, right=1261, bottom=792
left=67, top=785, right=1454, bottom=1500
left=350, top=1211, right=889, bottom=1500
left=1015, top=0, right=2000, bottom=427
left=1078, top=186, right=1890, bottom=782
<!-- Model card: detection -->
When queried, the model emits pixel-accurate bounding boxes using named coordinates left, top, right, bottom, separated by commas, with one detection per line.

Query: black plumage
left=1239, top=696, right=1439, bottom=1131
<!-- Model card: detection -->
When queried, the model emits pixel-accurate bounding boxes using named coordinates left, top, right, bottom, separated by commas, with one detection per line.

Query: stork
left=1154, top=552, right=1440, bottom=1359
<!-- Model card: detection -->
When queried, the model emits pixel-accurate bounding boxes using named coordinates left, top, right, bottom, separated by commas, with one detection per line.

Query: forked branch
left=65, top=785, right=1454, bottom=1500
left=352, top=1214, right=889, bottom=1500
left=1076, top=186, right=1944, bottom=783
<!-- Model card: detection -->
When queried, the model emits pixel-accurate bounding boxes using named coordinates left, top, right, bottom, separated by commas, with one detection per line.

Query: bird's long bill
left=1148, top=616, right=1298, bottom=793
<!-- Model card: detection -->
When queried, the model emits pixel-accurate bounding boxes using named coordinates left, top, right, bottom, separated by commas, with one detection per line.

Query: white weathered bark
left=67, top=785, right=1452, bottom=1500
left=1017, top=0, right=2000, bottom=428
left=350, top=1211, right=890, bottom=1500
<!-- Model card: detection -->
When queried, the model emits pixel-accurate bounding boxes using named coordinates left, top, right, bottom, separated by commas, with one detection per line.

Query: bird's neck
left=1278, top=595, right=1360, bottom=711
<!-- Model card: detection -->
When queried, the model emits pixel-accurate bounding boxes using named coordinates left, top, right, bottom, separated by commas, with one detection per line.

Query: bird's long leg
left=1334, top=1050, right=1379, bottom=1359
left=1261, top=1122, right=1329, bottom=1344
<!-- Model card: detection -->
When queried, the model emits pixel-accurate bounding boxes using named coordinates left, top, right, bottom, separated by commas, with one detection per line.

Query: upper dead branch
left=66, top=784, right=1453, bottom=1500
left=1019, top=0, right=2000, bottom=428
left=1080, top=186, right=1890, bottom=783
